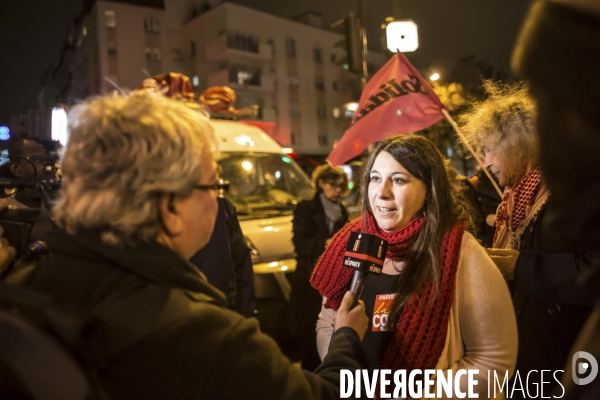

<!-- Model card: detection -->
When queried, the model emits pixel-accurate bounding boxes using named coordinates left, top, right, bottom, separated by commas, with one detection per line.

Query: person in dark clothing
left=13, top=91, right=369, bottom=399
left=0, top=135, right=59, bottom=260
left=462, top=81, right=595, bottom=397
left=468, top=167, right=503, bottom=248
left=291, top=164, right=349, bottom=371
left=512, top=1, right=600, bottom=397
left=444, top=161, right=482, bottom=238
left=3, top=135, right=59, bottom=207
left=189, top=196, right=255, bottom=317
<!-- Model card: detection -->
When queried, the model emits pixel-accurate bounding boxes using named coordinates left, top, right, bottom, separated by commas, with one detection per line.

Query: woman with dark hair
left=311, top=135, right=517, bottom=395
left=290, top=164, right=349, bottom=371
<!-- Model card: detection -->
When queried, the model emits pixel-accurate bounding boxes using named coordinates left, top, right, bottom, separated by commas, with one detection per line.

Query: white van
left=210, top=120, right=315, bottom=334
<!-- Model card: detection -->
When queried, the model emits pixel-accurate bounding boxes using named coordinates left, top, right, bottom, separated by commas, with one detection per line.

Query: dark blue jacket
left=189, top=197, right=255, bottom=317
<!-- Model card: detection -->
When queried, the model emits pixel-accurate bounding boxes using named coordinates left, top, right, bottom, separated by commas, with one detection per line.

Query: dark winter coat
left=21, top=229, right=367, bottom=399
left=513, top=203, right=595, bottom=392
left=189, top=197, right=255, bottom=317
left=291, top=194, right=349, bottom=324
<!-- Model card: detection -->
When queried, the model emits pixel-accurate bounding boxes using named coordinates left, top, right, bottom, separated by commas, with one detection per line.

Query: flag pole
left=441, top=109, right=504, bottom=198
left=399, top=50, right=502, bottom=196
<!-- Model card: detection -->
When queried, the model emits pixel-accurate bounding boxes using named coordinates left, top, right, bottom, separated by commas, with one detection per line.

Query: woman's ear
left=158, top=193, right=183, bottom=237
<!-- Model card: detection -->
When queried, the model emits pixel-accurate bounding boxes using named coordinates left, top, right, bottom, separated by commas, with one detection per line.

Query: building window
left=284, top=38, right=296, bottom=58
left=287, top=73, right=298, bottom=86
left=192, top=75, right=200, bottom=87
left=318, top=134, right=328, bottom=146
left=144, top=17, right=160, bottom=33
left=229, top=66, right=260, bottom=86
left=190, top=41, right=196, bottom=57
left=171, top=48, right=182, bottom=61
left=313, top=47, right=323, bottom=63
left=289, top=104, right=300, bottom=117
left=107, top=24, right=117, bottom=55
left=105, top=10, right=116, bottom=28
left=333, top=107, right=341, bottom=118
left=330, top=53, right=337, bottom=64
left=145, top=47, right=162, bottom=61
left=317, top=106, right=327, bottom=119
left=315, top=78, right=325, bottom=91
left=227, top=33, right=258, bottom=53
left=237, top=71, right=253, bottom=85
left=332, top=81, right=338, bottom=91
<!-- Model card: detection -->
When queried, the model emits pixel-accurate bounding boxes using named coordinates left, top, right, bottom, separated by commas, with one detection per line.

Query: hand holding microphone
left=332, top=232, right=388, bottom=340
left=343, top=232, right=388, bottom=308
left=334, top=291, right=369, bottom=340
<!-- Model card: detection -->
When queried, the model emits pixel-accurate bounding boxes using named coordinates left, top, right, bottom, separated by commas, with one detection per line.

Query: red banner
left=326, top=52, right=446, bottom=166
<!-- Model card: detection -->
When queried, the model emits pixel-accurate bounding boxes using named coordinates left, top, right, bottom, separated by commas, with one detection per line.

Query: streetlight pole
left=357, top=0, right=368, bottom=88
left=393, top=0, right=401, bottom=18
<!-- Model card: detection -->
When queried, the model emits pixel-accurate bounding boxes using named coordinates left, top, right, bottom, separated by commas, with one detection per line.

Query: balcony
left=205, top=33, right=272, bottom=62
left=207, top=68, right=274, bottom=93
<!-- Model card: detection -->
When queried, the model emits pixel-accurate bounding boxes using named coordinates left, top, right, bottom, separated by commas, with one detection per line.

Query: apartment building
left=41, top=0, right=386, bottom=154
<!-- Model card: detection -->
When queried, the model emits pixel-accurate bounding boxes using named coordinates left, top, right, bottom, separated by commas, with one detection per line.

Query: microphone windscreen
left=343, top=232, right=388, bottom=275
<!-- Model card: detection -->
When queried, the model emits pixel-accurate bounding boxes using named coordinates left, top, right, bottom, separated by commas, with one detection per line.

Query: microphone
left=343, top=232, right=388, bottom=308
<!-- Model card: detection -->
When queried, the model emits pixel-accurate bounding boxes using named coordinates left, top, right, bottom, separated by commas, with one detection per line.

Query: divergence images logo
left=572, top=351, right=598, bottom=386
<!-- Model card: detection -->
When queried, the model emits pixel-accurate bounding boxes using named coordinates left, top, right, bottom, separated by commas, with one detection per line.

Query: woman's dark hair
left=311, top=164, right=348, bottom=194
left=361, top=135, right=473, bottom=324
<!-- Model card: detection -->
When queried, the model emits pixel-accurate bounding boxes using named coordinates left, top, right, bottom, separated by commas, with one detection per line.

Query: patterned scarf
left=493, top=166, right=549, bottom=249
left=310, top=212, right=465, bottom=372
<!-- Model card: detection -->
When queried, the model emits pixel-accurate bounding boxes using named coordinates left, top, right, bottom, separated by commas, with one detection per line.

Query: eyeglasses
left=326, top=182, right=346, bottom=189
left=194, top=179, right=230, bottom=195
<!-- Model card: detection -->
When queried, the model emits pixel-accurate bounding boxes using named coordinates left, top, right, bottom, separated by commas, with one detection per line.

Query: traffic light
left=331, top=14, right=364, bottom=74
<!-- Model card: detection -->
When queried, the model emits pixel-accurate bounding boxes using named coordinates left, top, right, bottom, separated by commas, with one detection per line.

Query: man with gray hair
left=20, top=90, right=368, bottom=399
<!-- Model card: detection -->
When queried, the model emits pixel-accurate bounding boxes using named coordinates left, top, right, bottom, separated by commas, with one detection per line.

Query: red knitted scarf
left=310, top=212, right=465, bottom=372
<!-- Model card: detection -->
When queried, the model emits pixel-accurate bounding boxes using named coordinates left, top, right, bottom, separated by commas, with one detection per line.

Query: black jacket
left=189, top=197, right=255, bottom=317
left=291, top=194, right=349, bottom=323
left=22, top=229, right=367, bottom=399
left=514, top=204, right=595, bottom=378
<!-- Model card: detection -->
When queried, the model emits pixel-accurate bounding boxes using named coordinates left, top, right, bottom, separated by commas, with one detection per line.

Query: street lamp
left=382, top=18, right=419, bottom=53
left=345, top=102, right=359, bottom=111
left=430, top=73, right=440, bottom=81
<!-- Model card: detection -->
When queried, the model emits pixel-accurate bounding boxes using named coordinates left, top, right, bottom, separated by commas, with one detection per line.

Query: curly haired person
left=462, top=81, right=595, bottom=397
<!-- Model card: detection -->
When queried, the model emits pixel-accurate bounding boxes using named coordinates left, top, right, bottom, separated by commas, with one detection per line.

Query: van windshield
left=218, top=152, right=315, bottom=218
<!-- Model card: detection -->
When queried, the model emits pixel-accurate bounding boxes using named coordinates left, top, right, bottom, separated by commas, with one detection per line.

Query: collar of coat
left=46, top=228, right=227, bottom=307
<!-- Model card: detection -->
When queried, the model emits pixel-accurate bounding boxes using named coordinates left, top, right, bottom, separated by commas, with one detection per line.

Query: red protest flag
left=326, top=52, right=447, bottom=166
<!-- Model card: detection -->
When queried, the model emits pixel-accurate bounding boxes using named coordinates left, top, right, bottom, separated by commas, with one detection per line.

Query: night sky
left=0, top=0, right=533, bottom=127
left=0, top=0, right=84, bottom=127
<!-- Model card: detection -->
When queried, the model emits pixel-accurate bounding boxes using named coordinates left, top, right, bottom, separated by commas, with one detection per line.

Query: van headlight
left=252, top=258, right=296, bottom=274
